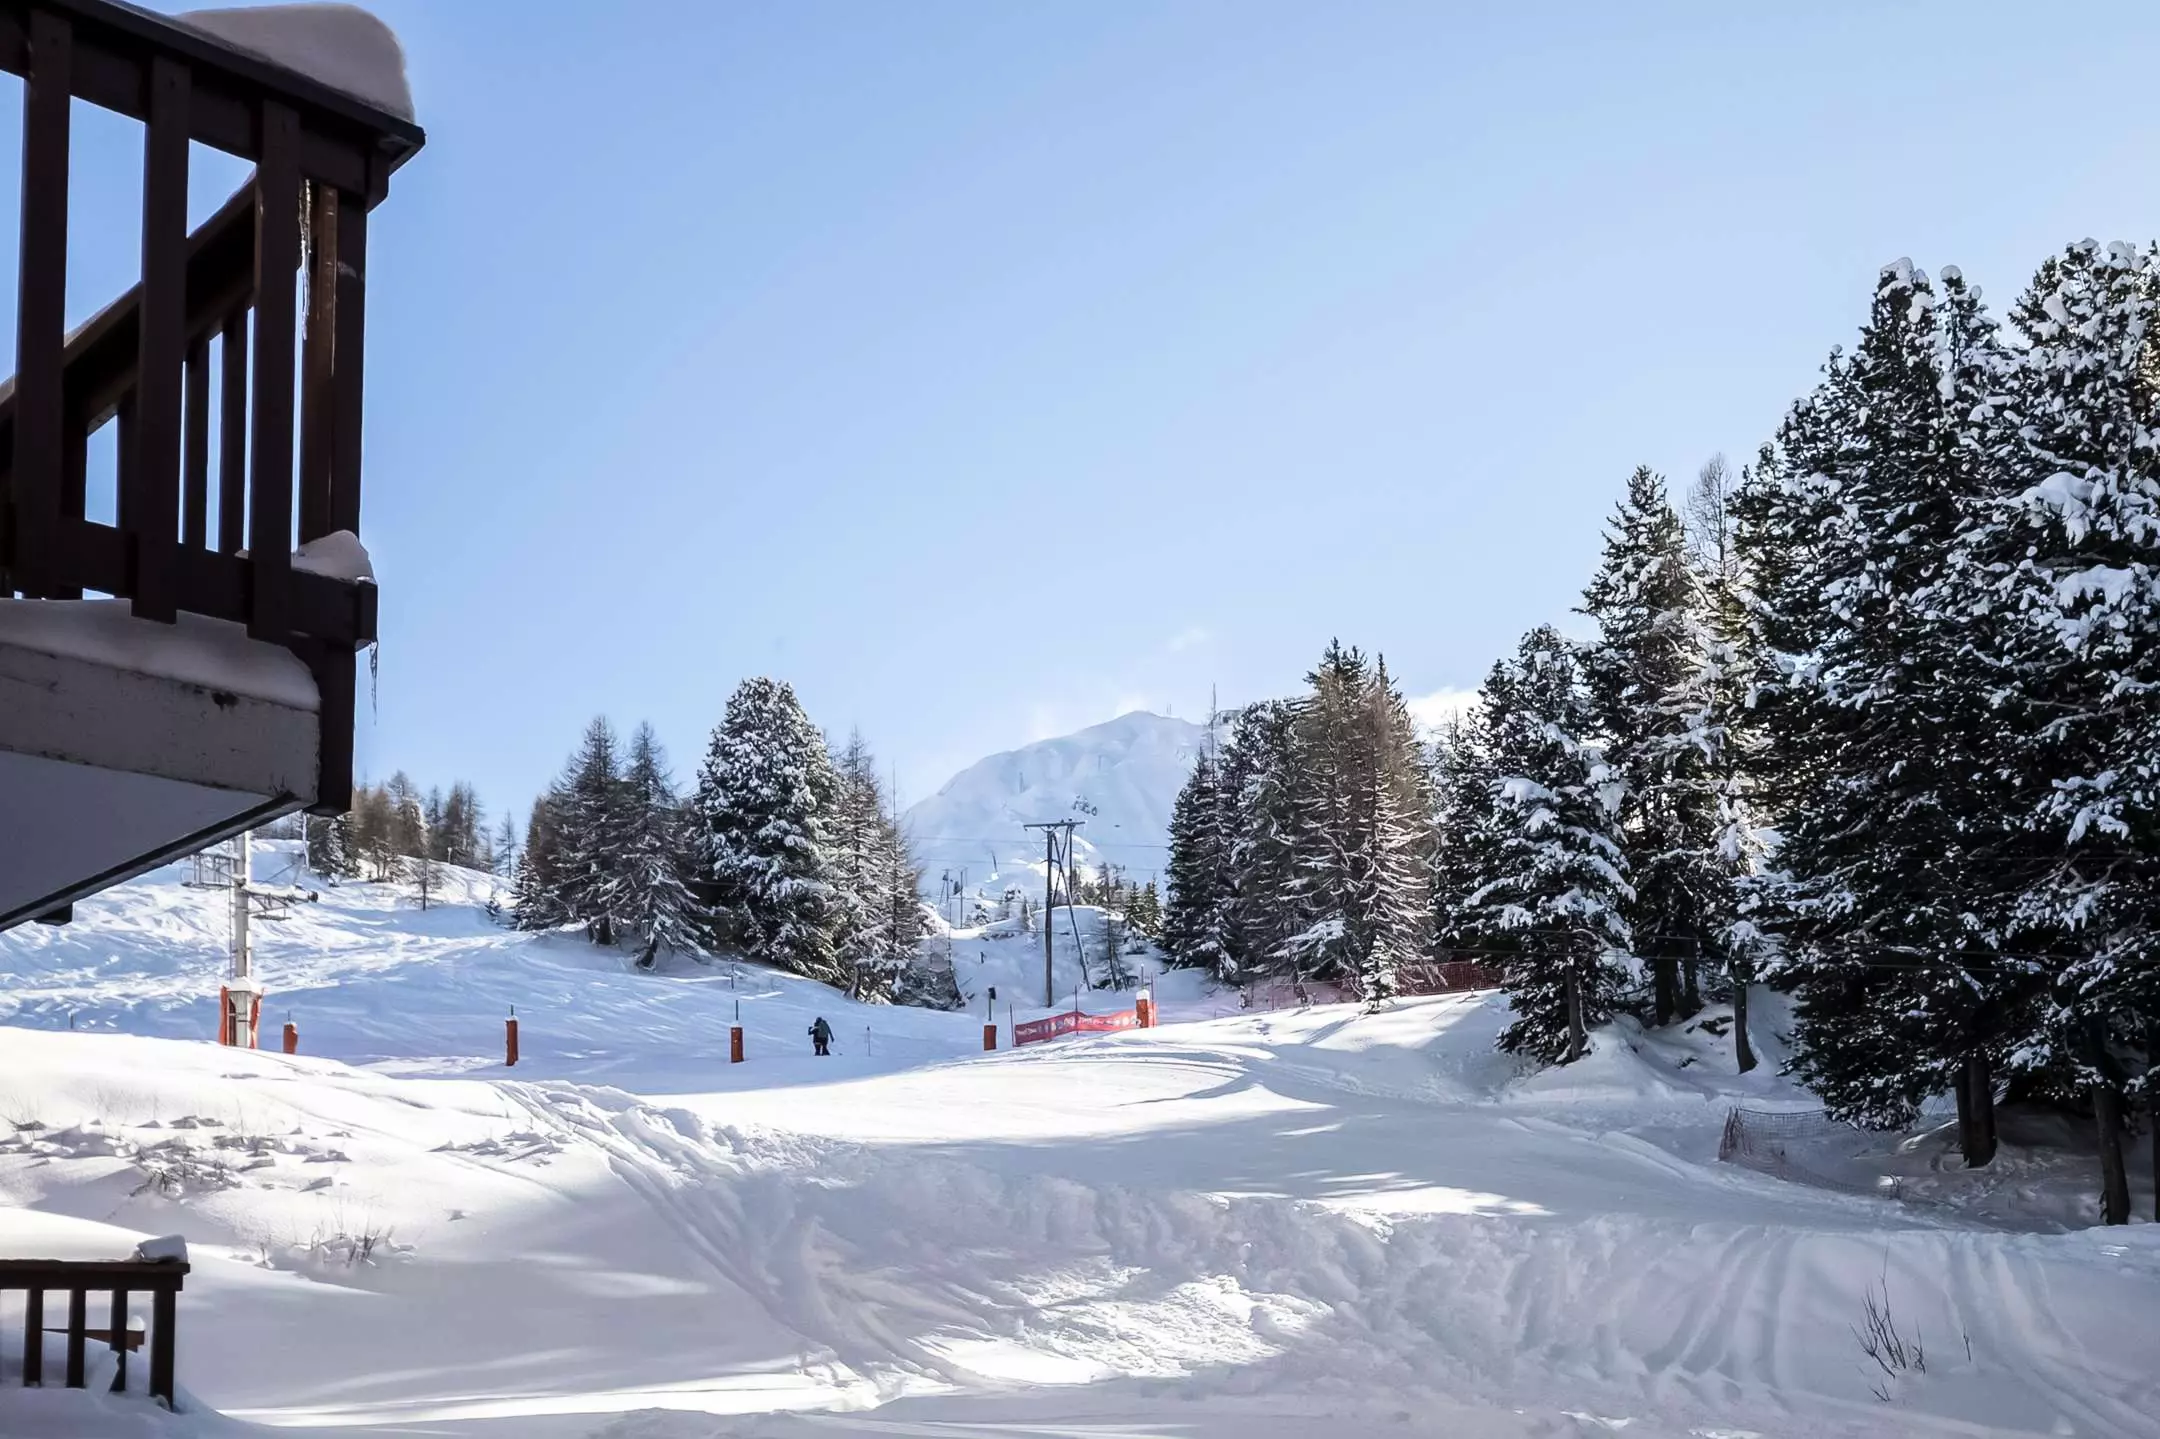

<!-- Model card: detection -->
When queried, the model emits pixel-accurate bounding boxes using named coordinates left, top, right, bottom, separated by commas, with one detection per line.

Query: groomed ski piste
left=2, top=854, right=2157, bottom=1438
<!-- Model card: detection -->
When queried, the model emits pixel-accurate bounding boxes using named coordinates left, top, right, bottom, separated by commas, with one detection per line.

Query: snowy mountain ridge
left=904, top=710, right=1206, bottom=889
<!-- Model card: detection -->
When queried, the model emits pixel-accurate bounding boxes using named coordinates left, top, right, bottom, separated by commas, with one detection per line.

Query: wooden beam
left=247, top=98, right=300, bottom=640
left=149, top=1284, right=177, bottom=1409
left=65, top=1287, right=87, bottom=1387
left=11, top=9, right=72, bottom=599
left=329, top=190, right=368, bottom=535
left=218, top=312, right=247, bottom=554
left=128, top=53, right=189, bottom=622
left=22, top=1285, right=43, bottom=1385
left=298, top=182, right=335, bottom=542
left=183, top=334, right=209, bottom=549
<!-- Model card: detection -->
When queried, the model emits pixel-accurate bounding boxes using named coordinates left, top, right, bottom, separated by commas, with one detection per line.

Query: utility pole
left=231, top=828, right=251, bottom=984
left=1024, top=820, right=1082, bottom=1007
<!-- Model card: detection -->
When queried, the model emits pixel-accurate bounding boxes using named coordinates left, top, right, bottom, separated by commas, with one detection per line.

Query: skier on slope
left=809, top=1016, right=833, bottom=1057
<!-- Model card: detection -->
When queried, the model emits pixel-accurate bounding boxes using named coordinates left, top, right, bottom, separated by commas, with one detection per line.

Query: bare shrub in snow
left=1853, top=1266, right=1924, bottom=1402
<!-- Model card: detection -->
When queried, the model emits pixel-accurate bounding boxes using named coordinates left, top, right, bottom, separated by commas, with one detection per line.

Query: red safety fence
left=1014, top=1007, right=1141, bottom=1046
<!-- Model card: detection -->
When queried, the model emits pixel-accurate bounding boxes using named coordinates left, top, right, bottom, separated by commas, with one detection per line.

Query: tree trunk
left=1681, top=958, right=1702, bottom=1018
left=1733, top=978, right=1756, bottom=1074
left=1566, top=964, right=1586, bottom=1064
left=1650, top=956, right=1678, bottom=1028
left=1961, top=1050, right=1998, bottom=1169
left=2096, top=1080, right=2131, bottom=1226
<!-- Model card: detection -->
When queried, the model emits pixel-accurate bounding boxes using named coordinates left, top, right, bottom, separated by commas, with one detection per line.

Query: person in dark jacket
left=809, top=1016, right=833, bottom=1056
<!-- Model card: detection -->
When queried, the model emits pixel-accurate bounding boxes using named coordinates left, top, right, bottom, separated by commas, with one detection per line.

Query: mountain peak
left=904, top=712, right=1206, bottom=888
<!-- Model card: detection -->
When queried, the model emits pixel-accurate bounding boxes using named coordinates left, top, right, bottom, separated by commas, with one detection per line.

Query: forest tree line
left=1165, top=240, right=2160, bottom=1222
left=302, top=774, right=508, bottom=887
left=509, top=677, right=936, bottom=1004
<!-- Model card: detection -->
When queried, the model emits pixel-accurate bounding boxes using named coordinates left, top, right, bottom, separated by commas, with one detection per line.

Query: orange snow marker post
left=982, top=1023, right=997, bottom=1051
left=283, top=1020, right=299, bottom=1055
left=730, top=998, right=745, bottom=1063
left=1135, top=991, right=1155, bottom=1029
left=505, top=1008, right=520, bottom=1067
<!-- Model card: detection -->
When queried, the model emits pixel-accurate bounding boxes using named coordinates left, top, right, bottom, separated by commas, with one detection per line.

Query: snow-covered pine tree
left=304, top=812, right=356, bottom=881
left=555, top=717, right=631, bottom=945
left=693, top=677, right=845, bottom=983
left=869, top=807, right=930, bottom=1003
left=1282, top=641, right=1368, bottom=986
left=1467, top=626, right=1633, bottom=1065
left=615, top=722, right=702, bottom=966
left=1579, top=466, right=1720, bottom=1023
left=1767, top=260, right=2025, bottom=1148
left=1343, top=656, right=1430, bottom=1002
left=1162, top=747, right=1232, bottom=975
left=1969, top=241, right=2160, bottom=1220
left=1666, top=453, right=1776, bottom=1072
left=511, top=795, right=566, bottom=930
left=827, top=731, right=880, bottom=996
left=1221, top=700, right=1304, bottom=981
left=1428, top=705, right=1498, bottom=959
left=826, top=731, right=922, bottom=1001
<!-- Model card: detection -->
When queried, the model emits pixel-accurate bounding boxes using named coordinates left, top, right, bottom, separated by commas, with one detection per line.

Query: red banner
left=1014, top=1007, right=1140, bottom=1046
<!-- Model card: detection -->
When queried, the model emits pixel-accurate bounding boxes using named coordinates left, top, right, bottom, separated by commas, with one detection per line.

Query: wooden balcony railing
left=0, top=1255, right=188, bottom=1408
left=0, top=0, right=424, bottom=811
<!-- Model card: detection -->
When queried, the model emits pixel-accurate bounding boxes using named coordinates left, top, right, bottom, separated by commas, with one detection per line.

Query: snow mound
left=179, top=4, right=415, bottom=123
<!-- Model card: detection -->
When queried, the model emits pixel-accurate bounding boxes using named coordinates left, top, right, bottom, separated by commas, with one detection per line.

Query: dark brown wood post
left=149, top=1285, right=176, bottom=1409
left=298, top=182, right=337, bottom=543
left=109, top=1287, right=130, bottom=1393
left=11, top=10, right=72, bottom=600
left=22, top=1286, right=44, bottom=1385
left=183, top=337, right=210, bottom=549
left=308, top=641, right=355, bottom=812
left=130, top=55, right=191, bottom=623
left=64, top=1287, right=86, bottom=1387
left=329, top=191, right=368, bottom=536
left=248, top=100, right=303, bottom=640
left=218, top=314, right=249, bottom=554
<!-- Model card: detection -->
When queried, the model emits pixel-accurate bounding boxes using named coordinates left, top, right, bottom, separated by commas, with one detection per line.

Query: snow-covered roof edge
left=176, top=5, right=415, bottom=124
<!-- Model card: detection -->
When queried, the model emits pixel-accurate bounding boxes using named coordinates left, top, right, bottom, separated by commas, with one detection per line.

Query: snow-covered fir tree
left=511, top=796, right=566, bottom=930
left=1579, top=465, right=1720, bottom=1023
left=1758, top=260, right=2024, bottom=1152
left=555, top=717, right=632, bottom=945
left=1666, top=454, right=1776, bottom=1072
left=693, top=677, right=845, bottom=983
left=1162, top=746, right=1231, bottom=974
left=1964, top=241, right=2160, bottom=1218
left=826, top=730, right=925, bottom=1001
left=1464, top=626, right=1633, bottom=1064
left=615, top=722, right=702, bottom=966
left=1222, top=700, right=1304, bottom=977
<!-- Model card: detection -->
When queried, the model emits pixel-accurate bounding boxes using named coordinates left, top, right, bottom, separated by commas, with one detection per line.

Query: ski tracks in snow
left=478, top=1073, right=2160, bottom=1438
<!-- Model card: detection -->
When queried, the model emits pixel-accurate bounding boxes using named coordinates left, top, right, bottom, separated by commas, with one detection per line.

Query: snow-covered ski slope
left=3, top=866, right=2159, bottom=1438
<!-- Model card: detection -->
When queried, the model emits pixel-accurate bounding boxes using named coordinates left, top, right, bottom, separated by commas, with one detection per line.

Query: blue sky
left=23, top=1, right=2160, bottom=826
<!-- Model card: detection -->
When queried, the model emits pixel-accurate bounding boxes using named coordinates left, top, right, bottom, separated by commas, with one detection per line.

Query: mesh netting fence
left=1717, top=1105, right=1914, bottom=1201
